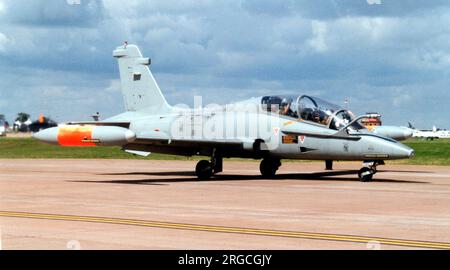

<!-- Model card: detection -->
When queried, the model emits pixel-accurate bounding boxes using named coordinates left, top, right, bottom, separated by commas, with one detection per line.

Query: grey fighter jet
left=33, top=43, right=414, bottom=181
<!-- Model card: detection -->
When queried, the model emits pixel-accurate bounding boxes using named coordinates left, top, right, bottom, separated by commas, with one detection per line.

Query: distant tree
left=0, top=114, right=5, bottom=121
left=15, top=112, right=30, bottom=123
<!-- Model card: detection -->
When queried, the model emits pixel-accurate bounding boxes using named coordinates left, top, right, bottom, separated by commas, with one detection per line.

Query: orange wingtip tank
left=57, top=125, right=97, bottom=146
left=34, top=125, right=136, bottom=146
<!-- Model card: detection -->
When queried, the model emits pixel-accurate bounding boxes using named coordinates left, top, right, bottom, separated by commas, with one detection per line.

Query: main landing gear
left=358, top=161, right=384, bottom=182
left=195, top=149, right=223, bottom=180
left=259, top=158, right=281, bottom=178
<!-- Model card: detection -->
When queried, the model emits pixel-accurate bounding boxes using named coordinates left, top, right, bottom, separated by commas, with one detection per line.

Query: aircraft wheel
left=260, top=158, right=280, bottom=178
left=358, top=167, right=373, bottom=182
left=196, top=160, right=213, bottom=180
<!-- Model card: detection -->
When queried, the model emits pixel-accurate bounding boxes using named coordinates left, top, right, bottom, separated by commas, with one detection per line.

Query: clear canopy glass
left=261, top=95, right=364, bottom=130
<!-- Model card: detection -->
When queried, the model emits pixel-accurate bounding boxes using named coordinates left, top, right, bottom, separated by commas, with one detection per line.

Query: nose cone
left=32, top=127, right=59, bottom=145
left=390, top=142, right=415, bottom=159
left=362, top=134, right=415, bottom=160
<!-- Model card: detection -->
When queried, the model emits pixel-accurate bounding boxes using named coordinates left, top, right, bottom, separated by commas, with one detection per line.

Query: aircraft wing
left=134, top=131, right=245, bottom=147
left=62, top=123, right=244, bottom=147
left=64, top=122, right=359, bottom=143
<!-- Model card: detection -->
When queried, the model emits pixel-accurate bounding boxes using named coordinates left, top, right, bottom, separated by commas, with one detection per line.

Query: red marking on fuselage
left=57, top=125, right=96, bottom=147
left=299, top=135, right=305, bottom=144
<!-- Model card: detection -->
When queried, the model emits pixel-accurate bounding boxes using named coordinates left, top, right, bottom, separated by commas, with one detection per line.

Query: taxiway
left=0, top=159, right=449, bottom=249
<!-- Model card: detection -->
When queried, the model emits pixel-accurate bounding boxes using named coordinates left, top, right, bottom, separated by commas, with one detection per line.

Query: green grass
left=0, top=137, right=449, bottom=166
left=391, top=139, right=450, bottom=166
left=0, top=137, right=191, bottom=160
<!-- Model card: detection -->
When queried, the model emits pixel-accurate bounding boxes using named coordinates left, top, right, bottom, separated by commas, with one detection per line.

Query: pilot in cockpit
left=280, top=98, right=297, bottom=118
left=300, top=108, right=313, bottom=121
left=312, top=109, right=328, bottom=125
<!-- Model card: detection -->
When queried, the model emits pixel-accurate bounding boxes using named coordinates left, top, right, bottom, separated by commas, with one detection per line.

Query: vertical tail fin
left=113, top=44, right=170, bottom=112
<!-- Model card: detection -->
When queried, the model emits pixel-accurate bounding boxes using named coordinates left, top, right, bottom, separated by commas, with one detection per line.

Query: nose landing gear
left=358, top=160, right=384, bottom=182
left=358, top=167, right=375, bottom=182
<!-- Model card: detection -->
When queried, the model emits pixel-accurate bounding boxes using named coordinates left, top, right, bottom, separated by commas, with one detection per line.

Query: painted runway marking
left=1, top=211, right=449, bottom=249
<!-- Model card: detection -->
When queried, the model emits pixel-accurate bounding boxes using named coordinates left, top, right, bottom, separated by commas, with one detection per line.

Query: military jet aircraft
left=34, top=43, right=414, bottom=181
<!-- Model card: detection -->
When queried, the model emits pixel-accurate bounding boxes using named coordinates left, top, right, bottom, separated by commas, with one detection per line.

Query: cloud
left=392, top=93, right=412, bottom=108
left=0, top=0, right=105, bottom=27
left=289, top=0, right=449, bottom=19
left=0, top=32, right=10, bottom=52
left=0, top=65, right=122, bottom=122
left=0, top=0, right=449, bottom=128
left=308, top=20, right=328, bottom=52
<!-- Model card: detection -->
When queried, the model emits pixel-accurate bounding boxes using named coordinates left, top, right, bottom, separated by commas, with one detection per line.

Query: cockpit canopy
left=261, top=95, right=364, bottom=131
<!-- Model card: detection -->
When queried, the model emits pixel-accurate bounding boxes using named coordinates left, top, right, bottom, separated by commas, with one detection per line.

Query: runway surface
left=0, top=159, right=449, bottom=249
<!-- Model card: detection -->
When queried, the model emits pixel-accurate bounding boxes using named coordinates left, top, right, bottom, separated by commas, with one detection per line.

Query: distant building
left=361, top=113, right=382, bottom=131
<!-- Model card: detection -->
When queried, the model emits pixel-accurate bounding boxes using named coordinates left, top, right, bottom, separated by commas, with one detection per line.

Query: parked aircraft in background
left=408, top=123, right=450, bottom=140
left=28, top=114, right=58, bottom=133
left=14, top=119, right=32, bottom=132
left=0, top=119, right=6, bottom=136
left=33, top=43, right=414, bottom=182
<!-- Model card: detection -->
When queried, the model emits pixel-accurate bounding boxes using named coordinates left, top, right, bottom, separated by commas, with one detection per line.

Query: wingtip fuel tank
left=372, top=126, right=414, bottom=141
left=33, top=125, right=136, bottom=146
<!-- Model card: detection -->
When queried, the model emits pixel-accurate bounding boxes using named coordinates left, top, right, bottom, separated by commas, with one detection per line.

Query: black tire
left=260, top=159, right=280, bottom=178
left=358, top=167, right=373, bottom=182
left=196, top=160, right=213, bottom=180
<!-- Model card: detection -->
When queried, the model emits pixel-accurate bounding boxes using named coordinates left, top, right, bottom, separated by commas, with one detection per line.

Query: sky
left=0, top=0, right=449, bottom=128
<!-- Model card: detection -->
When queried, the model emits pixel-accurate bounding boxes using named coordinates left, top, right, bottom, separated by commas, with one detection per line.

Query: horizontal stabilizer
left=124, top=149, right=151, bottom=157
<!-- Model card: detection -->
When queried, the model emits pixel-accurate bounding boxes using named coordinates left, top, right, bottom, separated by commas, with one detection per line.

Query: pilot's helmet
left=312, top=109, right=325, bottom=121
left=281, top=98, right=290, bottom=107
left=318, top=110, right=326, bottom=120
